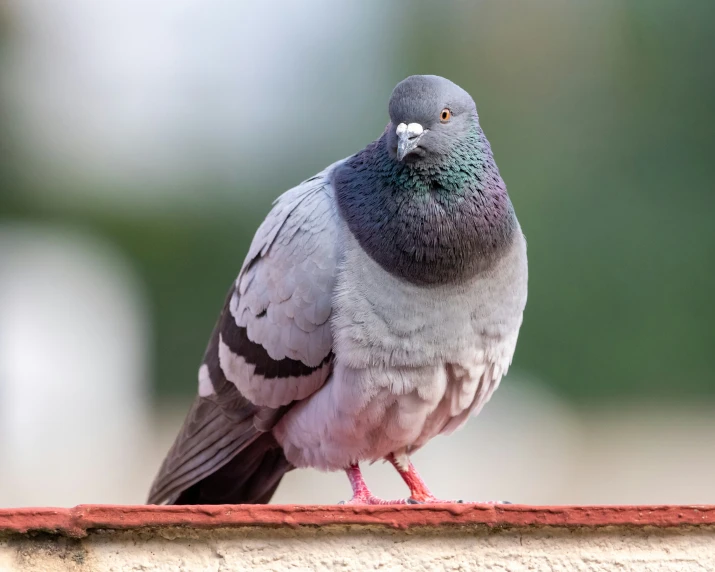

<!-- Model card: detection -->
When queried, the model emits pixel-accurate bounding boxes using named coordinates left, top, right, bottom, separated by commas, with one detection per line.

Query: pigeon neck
left=335, top=127, right=517, bottom=286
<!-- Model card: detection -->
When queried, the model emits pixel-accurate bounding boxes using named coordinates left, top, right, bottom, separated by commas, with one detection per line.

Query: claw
left=340, top=494, right=412, bottom=506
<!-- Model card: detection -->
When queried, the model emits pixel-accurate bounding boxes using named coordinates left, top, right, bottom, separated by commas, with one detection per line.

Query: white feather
left=197, top=364, right=214, bottom=397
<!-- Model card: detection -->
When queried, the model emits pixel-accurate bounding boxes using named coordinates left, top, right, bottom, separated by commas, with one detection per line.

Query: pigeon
left=148, top=75, right=528, bottom=506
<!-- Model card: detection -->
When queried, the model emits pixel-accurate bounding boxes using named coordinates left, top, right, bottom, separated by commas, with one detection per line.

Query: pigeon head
left=335, top=75, right=516, bottom=285
left=386, top=75, right=477, bottom=163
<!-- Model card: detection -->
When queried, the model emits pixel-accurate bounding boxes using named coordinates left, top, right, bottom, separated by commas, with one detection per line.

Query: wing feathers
left=149, top=164, right=342, bottom=505
left=220, top=314, right=330, bottom=379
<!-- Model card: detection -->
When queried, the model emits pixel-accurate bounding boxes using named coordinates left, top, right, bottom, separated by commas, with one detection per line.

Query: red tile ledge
left=0, top=505, right=713, bottom=538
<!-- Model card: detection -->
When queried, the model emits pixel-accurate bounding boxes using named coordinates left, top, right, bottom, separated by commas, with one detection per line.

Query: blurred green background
left=4, top=0, right=713, bottom=403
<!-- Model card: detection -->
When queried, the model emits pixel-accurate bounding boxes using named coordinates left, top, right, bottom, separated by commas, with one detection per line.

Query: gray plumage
left=148, top=75, right=528, bottom=505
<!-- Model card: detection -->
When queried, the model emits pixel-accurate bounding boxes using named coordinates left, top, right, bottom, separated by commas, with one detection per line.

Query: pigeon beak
left=396, top=122, right=424, bottom=161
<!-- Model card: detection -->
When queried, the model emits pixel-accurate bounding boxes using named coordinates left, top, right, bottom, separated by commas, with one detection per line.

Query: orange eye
left=440, top=108, right=451, bottom=122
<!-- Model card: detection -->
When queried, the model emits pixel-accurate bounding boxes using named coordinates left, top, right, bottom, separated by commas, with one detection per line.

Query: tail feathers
left=148, top=396, right=267, bottom=505
left=174, top=433, right=292, bottom=505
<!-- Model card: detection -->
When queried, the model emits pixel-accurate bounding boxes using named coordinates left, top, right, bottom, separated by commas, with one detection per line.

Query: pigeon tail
left=172, top=432, right=292, bottom=505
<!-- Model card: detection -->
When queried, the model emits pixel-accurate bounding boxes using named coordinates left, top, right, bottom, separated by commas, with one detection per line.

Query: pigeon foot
left=341, top=464, right=414, bottom=505
left=342, top=459, right=514, bottom=506
left=386, top=454, right=513, bottom=505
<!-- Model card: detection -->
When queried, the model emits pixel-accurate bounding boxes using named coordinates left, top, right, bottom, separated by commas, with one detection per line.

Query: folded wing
left=148, top=164, right=342, bottom=504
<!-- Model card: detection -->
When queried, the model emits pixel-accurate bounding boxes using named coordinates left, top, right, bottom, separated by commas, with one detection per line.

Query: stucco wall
left=1, top=505, right=714, bottom=571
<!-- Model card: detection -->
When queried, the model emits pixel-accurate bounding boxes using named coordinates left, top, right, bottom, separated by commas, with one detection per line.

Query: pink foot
left=386, top=454, right=512, bottom=505
left=340, top=464, right=415, bottom=505
left=341, top=461, right=512, bottom=506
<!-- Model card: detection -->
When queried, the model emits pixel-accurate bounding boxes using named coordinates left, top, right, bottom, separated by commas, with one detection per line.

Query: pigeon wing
left=148, top=163, right=341, bottom=504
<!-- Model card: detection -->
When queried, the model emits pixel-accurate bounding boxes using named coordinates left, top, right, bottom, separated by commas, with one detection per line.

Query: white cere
left=406, top=122, right=424, bottom=137
left=396, top=122, right=424, bottom=138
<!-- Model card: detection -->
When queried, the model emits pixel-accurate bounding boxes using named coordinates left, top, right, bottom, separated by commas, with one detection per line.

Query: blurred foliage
left=1, top=1, right=714, bottom=402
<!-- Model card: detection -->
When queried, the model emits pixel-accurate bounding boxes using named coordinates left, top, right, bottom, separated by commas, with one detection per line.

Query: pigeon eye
left=440, top=108, right=452, bottom=122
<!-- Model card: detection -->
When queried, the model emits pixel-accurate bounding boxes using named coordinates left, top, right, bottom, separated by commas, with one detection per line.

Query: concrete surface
left=1, top=505, right=715, bottom=571
left=3, top=525, right=715, bottom=572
